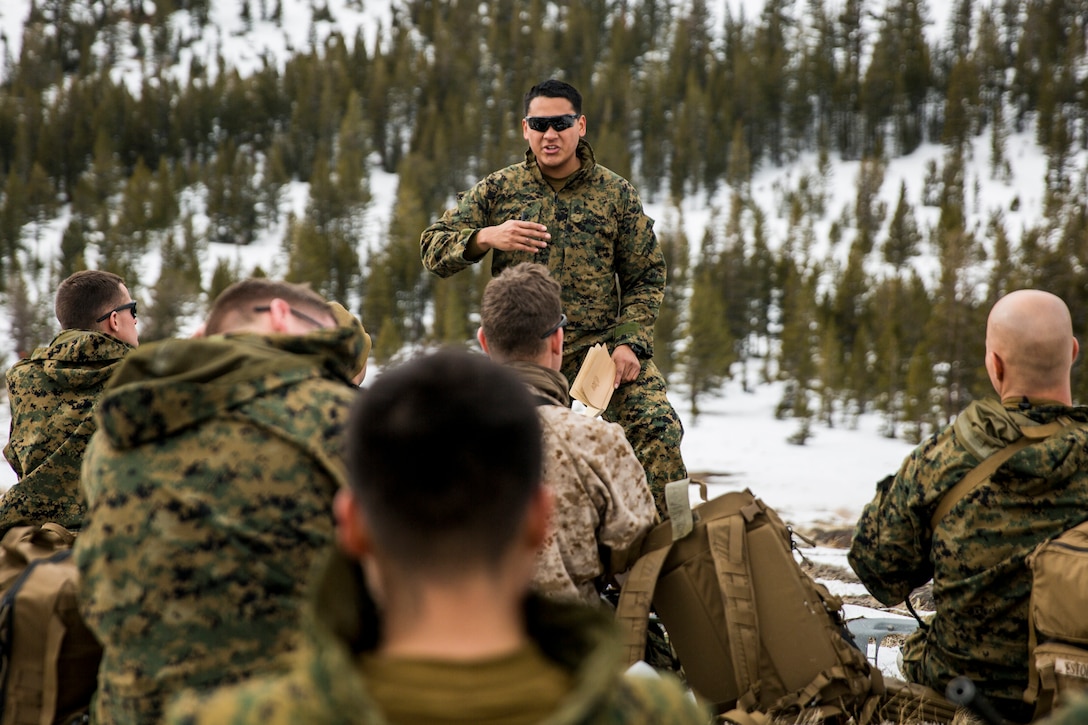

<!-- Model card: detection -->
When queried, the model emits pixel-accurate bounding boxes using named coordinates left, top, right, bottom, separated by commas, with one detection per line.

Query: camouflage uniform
left=849, top=398, right=1088, bottom=720
left=164, top=549, right=709, bottom=725
left=420, top=140, right=687, bottom=512
left=1039, top=692, right=1088, bottom=724
left=0, top=330, right=133, bottom=535
left=507, top=361, right=657, bottom=604
left=75, top=327, right=363, bottom=725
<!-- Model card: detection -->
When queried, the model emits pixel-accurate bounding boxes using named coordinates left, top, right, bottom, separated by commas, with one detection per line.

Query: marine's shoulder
left=591, top=672, right=708, bottom=724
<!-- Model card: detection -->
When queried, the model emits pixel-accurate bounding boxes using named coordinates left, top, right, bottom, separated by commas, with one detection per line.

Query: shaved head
left=986, top=290, right=1079, bottom=403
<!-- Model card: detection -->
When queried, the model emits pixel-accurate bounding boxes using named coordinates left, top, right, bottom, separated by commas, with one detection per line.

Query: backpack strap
left=930, top=417, right=1074, bottom=529
left=615, top=545, right=671, bottom=667
left=709, top=511, right=763, bottom=709
left=615, top=478, right=706, bottom=667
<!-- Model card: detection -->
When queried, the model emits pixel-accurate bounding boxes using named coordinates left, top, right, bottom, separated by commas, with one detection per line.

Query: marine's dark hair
left=55, top=270, right=127, bottom=330
left=480, top=263, right=562, bottom=362
left=204, top=278, right=331, bottom=335
left=524, top=79, right=582, bottom=116
left=346, top=348, right=543, bottom=575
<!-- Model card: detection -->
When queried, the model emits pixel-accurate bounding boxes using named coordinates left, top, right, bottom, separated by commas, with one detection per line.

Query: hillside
left=1, top=0, right=1087, bottom=441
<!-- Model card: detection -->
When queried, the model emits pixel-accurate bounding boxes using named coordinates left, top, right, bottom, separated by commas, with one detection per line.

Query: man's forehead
left=527, top=96, right=576, bottom=115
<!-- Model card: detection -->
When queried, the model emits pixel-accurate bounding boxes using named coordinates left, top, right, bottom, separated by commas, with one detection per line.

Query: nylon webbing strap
left=614, top=544, right=671, bottom=667
left=709, top=515, right=761, bottom=708
left=930, top=418, right=1075, bottom=529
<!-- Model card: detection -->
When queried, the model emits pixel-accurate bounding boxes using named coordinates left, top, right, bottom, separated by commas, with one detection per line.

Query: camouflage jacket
left=0, top=330, right=133, bottom=535
left=849, top=398, right=1088, bottom=703
left=75, top=327, right=362, bottom=725
left=508, top=361, right=657, bottom=604
left=164, top=549, right=708, bottom=725
left=420, top=140, right=665, bottom=359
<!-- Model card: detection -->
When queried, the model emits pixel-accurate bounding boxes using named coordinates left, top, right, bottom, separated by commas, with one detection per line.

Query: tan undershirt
left=357, top=641, right=573, bottom=724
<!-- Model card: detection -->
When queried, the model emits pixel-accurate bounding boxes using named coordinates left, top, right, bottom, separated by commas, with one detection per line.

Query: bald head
left=985, top=290, right=1079, bottom=404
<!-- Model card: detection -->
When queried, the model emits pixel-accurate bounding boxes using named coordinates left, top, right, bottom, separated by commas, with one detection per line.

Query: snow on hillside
left=0, top=0, right=1051, bottom=519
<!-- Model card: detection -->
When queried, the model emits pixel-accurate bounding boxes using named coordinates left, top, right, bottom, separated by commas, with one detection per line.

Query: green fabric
left=0, top=330, right=133, bottom=535
left=163, top=549, right=709, bottom=725
left=74, top=328, right=362, bottom=725
left=357, top=642, right=572, bottom=725
left=849, top=398, right=1088, bottom=705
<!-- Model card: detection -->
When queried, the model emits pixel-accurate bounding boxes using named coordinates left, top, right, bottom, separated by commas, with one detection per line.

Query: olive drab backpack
left=0, top=523, right=100, bottom=725
left=615, top=482, right=899, bottom=724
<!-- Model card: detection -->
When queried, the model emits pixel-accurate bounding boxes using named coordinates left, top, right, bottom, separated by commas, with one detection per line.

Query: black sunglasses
left=252, top=305, right=327, bottom=330
left=540, top=313, right=568, bottom=339
left=525, top=114, right=580, bottom=133
left=95, top=301, right=137, bottom=323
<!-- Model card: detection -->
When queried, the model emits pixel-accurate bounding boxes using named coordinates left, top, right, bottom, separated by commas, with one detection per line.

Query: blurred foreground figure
left=166, top=348, right=707, bottom=725
left=849, top=289, right=1088, bottom=724
left=75, top=278, right=369, bottom=724
left=0, top=269, right=139, bottom=536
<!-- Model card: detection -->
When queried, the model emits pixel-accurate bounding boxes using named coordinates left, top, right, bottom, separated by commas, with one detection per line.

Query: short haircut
left=55, top=270, right=127, bottom=330
left=204, top=278, right=331, bottom=335
left=346, top=348, right=543, bottom=576
left=480, top=263, right=563, bottom=362
left=524, top=79, right=582, bottom=116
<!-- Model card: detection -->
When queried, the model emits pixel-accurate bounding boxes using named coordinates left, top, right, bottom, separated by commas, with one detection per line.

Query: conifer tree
left=142, top=232, right=201, bottom=342
left=683, top=229, right=734, bottom=421
left=7, top=266, right=54, bottom=358
left=655, top=213, right=689, bottom=378
left=883, top=181, right=921, bottom=270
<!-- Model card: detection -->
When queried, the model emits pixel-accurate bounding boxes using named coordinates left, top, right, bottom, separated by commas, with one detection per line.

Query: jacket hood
left=305, top=548, right=627, bottom=722
left=955, top=397, right=1088, bottom=489
left=9, top=329, right=133, bottom=395
left=94, top=327, right=360, bottom=450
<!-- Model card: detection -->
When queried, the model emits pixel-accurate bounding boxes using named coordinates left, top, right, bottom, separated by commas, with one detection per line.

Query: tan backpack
left=1023, top=519, right=1088, bottom=717
left=615, top=482, right=909, bottom=724
left=0, top=523, right=100, bottom=725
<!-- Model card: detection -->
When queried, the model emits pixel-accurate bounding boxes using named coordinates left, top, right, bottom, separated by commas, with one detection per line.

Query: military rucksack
left=1022, top=519, right=1088, bottom=718
left=616, top=482, right=897, bottom=724
left=0, top=523, right=100, bottom=725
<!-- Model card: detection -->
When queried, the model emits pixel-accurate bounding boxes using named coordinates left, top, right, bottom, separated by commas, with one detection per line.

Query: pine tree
left=683, top=229, right=734, bottom=421
left=883, top=181, right=921, bottom=270
left=654, top=212, right=689, bottom=378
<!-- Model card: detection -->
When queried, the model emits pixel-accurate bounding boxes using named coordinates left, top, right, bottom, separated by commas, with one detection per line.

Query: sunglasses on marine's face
left=525, top=114, right=580, bottom=133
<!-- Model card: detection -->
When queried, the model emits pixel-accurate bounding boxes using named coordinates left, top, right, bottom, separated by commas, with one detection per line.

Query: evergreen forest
left=3, top=0, right=1088, bottom=441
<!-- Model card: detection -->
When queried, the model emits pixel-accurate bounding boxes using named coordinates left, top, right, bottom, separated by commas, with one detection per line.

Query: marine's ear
left=333, top=488, right=372, bottom=559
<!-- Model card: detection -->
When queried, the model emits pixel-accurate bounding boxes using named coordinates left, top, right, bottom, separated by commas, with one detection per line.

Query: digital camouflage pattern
left=849, top=398, right=1088, bottom=710
left=164, top=549, right=709, bottom=725
left=0, top=329, right=134, bottom=535
left=420, top=140, right=687, bottom=508
left=560, top=355, right=684, bottom=514
left=75, top=327, right=362, bottom=725
left=506, top=361, right=657, bottom=604
left=1040, top=691, right=1088, bottom=724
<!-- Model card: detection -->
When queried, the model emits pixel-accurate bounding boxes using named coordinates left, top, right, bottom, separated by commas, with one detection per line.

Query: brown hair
left=479, top=263, right=562, bottom=361
left=55, top=270, right=127, bottom=330
left=204, top=278, right=331, bottom=335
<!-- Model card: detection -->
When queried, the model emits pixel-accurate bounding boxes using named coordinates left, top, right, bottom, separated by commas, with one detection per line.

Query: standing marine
left=420, top=79, right=687, bottom=515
